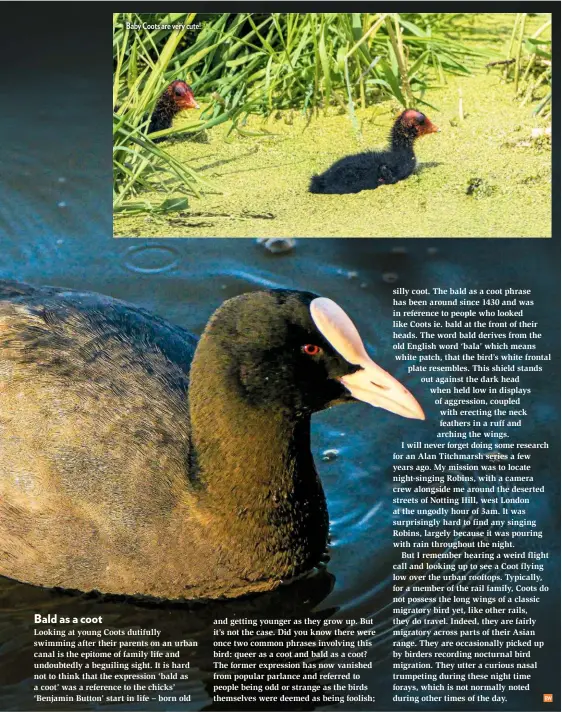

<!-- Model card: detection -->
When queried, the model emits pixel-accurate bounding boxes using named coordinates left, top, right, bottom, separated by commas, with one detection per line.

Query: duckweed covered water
left=114, top=15, right=551, bottom=239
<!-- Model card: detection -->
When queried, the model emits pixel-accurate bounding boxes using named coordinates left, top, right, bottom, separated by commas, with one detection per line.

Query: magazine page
left=0, top=5, right=560, bottom=712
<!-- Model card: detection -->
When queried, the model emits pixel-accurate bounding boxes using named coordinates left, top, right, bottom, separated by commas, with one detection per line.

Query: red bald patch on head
left=167, top=81, right=199, bottom=110
left=399, top=109, right=439, bottom=137
left=401, top=109, right=423, bottom=123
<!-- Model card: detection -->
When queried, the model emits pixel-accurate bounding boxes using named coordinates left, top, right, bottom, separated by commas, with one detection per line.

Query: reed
left=510, top=15, right=551, bottom=114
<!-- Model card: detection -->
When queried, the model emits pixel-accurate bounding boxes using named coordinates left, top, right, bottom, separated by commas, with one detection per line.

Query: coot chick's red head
left=0, top=283, right=424, bottom=600
left=392, top=109, right=439, bottom=145
left=309, top=109, right=439, bottom=195
left=148, top=79, right=199, bottom=140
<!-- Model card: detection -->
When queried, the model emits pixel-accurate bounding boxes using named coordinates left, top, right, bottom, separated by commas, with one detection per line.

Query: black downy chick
left=310, top=109, right=439, bottom=194
left=147, top=80, right=199, bottom=142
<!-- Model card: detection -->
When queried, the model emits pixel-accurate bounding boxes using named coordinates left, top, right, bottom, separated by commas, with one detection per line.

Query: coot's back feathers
left=310, top=109, right=439, bottom=195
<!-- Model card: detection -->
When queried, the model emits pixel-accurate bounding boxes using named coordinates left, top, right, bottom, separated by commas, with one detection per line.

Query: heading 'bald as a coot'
left=0, top=281, right=424, bottom=600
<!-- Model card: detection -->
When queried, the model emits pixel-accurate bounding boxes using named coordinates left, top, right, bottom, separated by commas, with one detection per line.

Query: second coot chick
left=148, top=80, right=199, bottom=142
left=310, top=109, right=439, bottom=195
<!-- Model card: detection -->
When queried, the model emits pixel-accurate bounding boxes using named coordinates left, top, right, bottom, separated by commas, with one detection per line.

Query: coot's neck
left=148, top=96, right=177, bottom=133
left=390, top=125, right=416, bottom=154
left=188, top=338, right=329, bottom=578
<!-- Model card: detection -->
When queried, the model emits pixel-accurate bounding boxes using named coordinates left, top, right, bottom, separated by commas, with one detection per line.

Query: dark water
left=0, top=7, right=560, bottom=712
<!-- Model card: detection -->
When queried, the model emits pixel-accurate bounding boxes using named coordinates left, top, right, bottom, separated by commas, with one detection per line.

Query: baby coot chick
left=147, top=79, right=199, bottom=142
left=0, top=281, right=424, bottom=600
left=310, top=109, right=439, bottom=194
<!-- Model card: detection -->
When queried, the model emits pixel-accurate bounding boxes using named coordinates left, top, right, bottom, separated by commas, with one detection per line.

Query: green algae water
left=113, top=14, right=551, bottom=239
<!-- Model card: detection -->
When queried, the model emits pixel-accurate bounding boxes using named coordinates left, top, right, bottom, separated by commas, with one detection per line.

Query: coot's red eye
left=302, top=344, right=321, bottom=356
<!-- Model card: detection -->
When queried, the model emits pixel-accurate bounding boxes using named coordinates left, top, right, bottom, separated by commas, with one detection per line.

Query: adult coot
left=0, top=281, right=423, bottom=600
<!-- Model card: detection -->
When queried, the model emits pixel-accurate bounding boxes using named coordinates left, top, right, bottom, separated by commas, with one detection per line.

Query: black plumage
left=0, top=281, right=423, bottom=600
left=310, top=109, right=439, bottom=195
left=147, top=80, right=199, bottom=142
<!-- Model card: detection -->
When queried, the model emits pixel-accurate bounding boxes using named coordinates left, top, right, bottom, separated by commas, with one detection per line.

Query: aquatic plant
left=502, top=13, right=552, bottom=117
left=113, top=14, right=219, bottom=214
